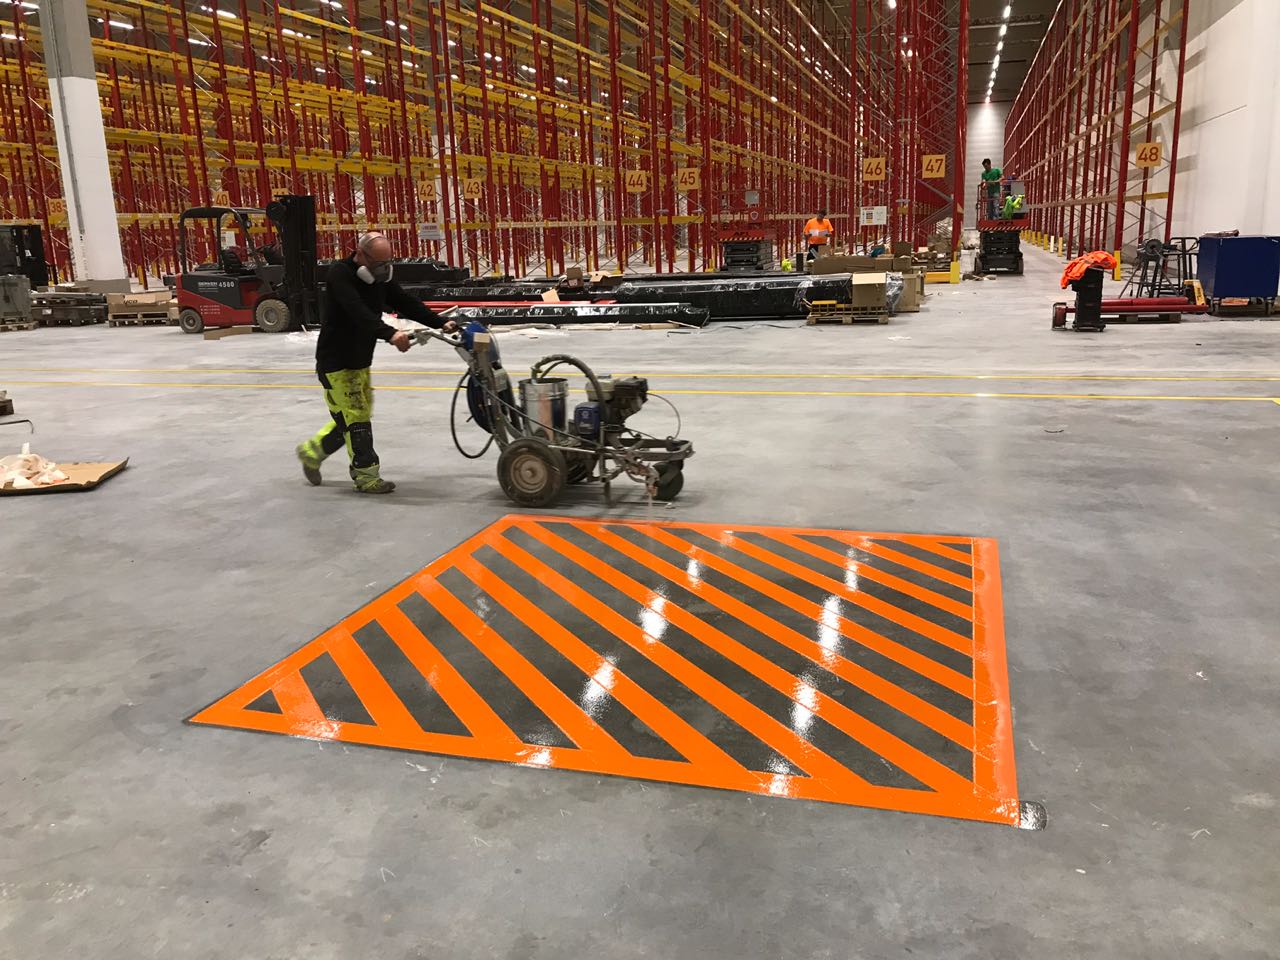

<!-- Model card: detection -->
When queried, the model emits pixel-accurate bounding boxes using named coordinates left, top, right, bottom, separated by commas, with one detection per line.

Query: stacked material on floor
left=106, top=290, right=175, bottom=327
left=440, top=303, right=710, bottom=327
left=609, top=274, right=855, bottom=321
left=0, top=274, right=33, bottom=330
left=32, top=288, right=108, bottom=327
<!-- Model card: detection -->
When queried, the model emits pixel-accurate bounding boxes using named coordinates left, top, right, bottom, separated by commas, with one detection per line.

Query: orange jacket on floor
left=1061, top=250, right=1117, bottom=288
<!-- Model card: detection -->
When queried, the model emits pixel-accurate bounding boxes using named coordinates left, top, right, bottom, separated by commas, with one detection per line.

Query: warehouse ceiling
left=968, top=0, right=1057, bottom=104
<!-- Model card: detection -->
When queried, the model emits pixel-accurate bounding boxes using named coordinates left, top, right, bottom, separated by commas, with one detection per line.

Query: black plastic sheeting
left=442, top=303, right=710, bottom=327
left=408, top=284, right=593, bottom=301
left=609, top=274, right=855, bottom=320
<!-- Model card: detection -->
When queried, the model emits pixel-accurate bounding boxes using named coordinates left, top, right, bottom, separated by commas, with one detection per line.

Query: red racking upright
left=0, top=0, right=970, bottom=283
left=1003, top=0, right=1191, bottom=274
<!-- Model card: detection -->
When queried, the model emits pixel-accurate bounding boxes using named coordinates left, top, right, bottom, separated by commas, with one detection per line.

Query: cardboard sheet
left=0, top=459, right=129, bottom=495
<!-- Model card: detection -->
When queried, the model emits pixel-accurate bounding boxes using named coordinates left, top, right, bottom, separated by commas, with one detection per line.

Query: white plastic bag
left=0, top=443, right=68, bottom=489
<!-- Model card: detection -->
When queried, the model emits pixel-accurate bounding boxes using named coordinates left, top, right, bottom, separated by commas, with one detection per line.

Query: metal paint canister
left=518, top=377, right=569, bottom=439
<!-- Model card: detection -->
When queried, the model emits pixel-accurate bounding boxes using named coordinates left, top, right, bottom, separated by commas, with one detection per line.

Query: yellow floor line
left=2, top=367, right=1280, bottom=383
left=7, top=379, right=1278, bottom=403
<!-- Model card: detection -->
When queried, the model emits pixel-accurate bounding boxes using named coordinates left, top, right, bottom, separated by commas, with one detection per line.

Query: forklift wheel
left=1014, top=258, right=1024, bottom=275
left=178, top=308, right=204, bottom=335
left=497, top=438, right=567, bottom=508
left=1051, top=302, right=1068, bottom=329
left=254, top=297, right=292, bottom=333
left=653, top=462, right=684, bottom=502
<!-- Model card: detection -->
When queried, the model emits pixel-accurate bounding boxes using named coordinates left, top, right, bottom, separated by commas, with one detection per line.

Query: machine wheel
left=652, top=462, right=684, bottom=502
left=1014, top=257, right=1024, bottom=275
left=254, top=297, right=292, bottom=333
left=178, top=308, right=205, bottom=335
left=1051, top=302, right=1068, bottom=329
left=497, top=438, right=567, bottom=507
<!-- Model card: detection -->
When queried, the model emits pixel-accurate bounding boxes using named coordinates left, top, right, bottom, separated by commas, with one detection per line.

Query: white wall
left=1170, top=0, right=1280, bottom=236
left=965, top=101, right=1010, bottom=228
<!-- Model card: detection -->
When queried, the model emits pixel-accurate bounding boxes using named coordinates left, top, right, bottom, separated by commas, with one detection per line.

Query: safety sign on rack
left=1135, top=142, right=1162, bottom=168
left=419, top=180, right=438, bottom=203
left=675, top=167, right=700, bottom=193
left=461, top=178, right=484, bottom=201
left=859, top=205, right=888, bottom=226
left=418, top=223, right=445, bottom=242
left=862, top=156, right=886, bottom=181
left=624, top=170, right=650, bottom=194
left=922, top=154, right=946, bottom=179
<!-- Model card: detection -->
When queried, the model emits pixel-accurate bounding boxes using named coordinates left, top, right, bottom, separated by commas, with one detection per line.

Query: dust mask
left=357, top=261, right=393, bottom=284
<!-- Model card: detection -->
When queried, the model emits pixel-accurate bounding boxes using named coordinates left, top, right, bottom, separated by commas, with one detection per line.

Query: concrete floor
left=3, top=244, right=1278, bottom=958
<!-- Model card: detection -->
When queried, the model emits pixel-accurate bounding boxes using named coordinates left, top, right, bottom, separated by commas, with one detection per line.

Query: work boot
left=351, top=465, right=395, bottom=494
left=296, top=441, right=324, bottom=486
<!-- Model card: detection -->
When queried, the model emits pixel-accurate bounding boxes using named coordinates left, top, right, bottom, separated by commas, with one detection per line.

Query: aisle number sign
left=419, top=180, right=438, bottom=202
left=1135, top=142, right=1162, bottom=168
left=48, top=198, right=67, bottom=218
left=862, top=156, right=886, bottom=181
left=461, top=177, right=484, bottom=201
left=212, top=190, right=231, bottom=206
left=922, top=154, right=946, bottom=179
left=675, top=167, right=700, bottom=193
left=624, top=170, right=649, bottom=194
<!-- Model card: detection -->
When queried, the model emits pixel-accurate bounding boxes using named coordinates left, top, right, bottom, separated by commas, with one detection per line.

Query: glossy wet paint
left=190, top=515, right=1021, bottom=826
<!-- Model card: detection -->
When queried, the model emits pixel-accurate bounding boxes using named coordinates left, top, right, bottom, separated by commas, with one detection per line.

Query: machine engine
left=572, top=376, right=649, bottom=442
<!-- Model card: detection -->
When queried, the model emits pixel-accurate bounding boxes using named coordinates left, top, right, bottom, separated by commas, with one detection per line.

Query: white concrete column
left=39, top=0, right=127, bottom=284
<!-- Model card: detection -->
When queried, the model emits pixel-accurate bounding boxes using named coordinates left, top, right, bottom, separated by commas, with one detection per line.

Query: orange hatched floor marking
left=189, top=515, right=1027, bottom=826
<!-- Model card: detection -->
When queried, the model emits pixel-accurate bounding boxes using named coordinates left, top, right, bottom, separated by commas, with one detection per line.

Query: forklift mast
left=266, top=194, right=319, bottom=329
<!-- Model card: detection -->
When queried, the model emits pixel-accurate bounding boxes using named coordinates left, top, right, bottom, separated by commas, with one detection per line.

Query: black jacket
left=315, top=256, right=444, bottom=373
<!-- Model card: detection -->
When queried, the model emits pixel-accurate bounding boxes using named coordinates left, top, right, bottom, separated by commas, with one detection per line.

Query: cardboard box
left=810, top=255, right=879, bottom=275
left=892, top=241, right=914, bottom=257
left=892, top=255, right=914, bottom=272
left=106, top=290, right=171, bottom=307
left=849, top=272, right=887, bottom=309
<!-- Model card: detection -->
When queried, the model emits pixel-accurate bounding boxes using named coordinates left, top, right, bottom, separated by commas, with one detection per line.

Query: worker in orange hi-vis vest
left=802, top=209, right=834, bottom=261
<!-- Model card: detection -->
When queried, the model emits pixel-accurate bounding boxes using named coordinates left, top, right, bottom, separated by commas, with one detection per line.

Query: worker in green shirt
left=981, top=158, right=1003, bottom=220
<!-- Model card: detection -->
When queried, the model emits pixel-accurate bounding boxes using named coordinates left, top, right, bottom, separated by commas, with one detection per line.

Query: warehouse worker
left=981, top=158, right=1003, bottom=220
left=296, top=232, right=455, bottom=494
left=802, top=209, right=834, bottom=261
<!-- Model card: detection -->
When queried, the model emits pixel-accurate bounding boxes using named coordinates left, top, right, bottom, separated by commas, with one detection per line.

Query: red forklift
left=174, top=195, right=318, bottom=335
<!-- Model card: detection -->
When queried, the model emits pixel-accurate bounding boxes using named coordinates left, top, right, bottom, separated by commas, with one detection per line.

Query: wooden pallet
left=108, top=311, right=170, bottom=326
left=37, top=310, right=107, bottom=326
left=806, top=301, right=889, bottom=325
left=0, top=318, right=37, bottom=332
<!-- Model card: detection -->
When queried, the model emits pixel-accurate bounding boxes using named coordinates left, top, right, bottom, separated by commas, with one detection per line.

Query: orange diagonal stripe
left=833, top=535, right=976, bottom=591
left=633, top=523, right=975, bottom=742
left=370, top=598, right=523, bottom=747
left=569, top=522, right=976, bottom=796
left=452, top=553, right=755, bottom=780
left=715, top=531, right=975, bottom=655
left=491, top=527, right=859, bottom=796
left=413, top=575, right=628, bottom=756
left=759, top=531, right=974, bottom=619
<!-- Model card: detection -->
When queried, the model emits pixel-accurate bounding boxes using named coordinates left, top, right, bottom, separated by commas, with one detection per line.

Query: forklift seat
left=219, top=247, right=246, bottom=275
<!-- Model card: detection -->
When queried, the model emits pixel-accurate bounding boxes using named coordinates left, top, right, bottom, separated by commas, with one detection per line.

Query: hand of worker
left=390, top=330, right=412, bottom=353
left=442, top=319, right=458, bottom=333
